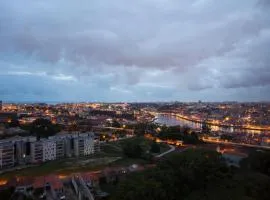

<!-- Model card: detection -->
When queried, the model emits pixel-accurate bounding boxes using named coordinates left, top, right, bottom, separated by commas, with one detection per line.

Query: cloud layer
left=0, top=0, right=270, bottom=102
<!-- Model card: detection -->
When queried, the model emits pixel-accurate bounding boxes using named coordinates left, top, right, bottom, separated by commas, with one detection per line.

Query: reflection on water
left=154, top=114, right=262, bottom=134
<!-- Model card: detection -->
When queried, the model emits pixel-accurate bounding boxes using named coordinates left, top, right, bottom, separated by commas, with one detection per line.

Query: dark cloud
left=0, top=0, right=269, bottom=101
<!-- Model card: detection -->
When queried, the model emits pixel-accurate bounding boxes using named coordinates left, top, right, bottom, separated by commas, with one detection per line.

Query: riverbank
left=156, top=112, right=270, bottom=132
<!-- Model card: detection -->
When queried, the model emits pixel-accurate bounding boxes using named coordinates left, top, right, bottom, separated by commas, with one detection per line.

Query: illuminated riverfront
left=154, top=113, right=267, bottom=134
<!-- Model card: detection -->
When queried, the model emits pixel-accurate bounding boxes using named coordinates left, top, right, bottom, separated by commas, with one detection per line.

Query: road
left=202, top=138, right=270, bottom=150
left=155, top=145, right=175, bottom=158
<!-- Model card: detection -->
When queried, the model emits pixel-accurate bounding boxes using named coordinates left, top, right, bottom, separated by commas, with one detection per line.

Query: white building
left=0, top=132, right=99, bottom=168
left=84, top=138, right=95, bottom=155
left=49, top=135, right=71, bottom=158
left=73, top=133, right=95, bottom=157
left=42, top=140, right=56, bottom=161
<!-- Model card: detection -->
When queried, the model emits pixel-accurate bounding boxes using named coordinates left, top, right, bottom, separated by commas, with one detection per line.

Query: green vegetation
left=110, top=149, right=270, bottom=200
left=8, top=119, right=20, bottom=127
left=125, top=123, right=159, bottom=136
left=0, top=156, right=119, bottom=179
left=150, top=141, right=160, bottom=153
left=220, top=134, right=233, bottom=141
left=158, top=125, right=201, bottom=144
left=101, top=136, right=170, bottom=165
left=123, top=143, right=143, bottom=158
left=21, top=118, right=61, bottom=138
left=159, top=142, right=171, bottom=153
left=0, top=137, right=169, bottom=179
left=240, top=150, right=270, bottom=176
left=0, top=187, right=15, bottom=200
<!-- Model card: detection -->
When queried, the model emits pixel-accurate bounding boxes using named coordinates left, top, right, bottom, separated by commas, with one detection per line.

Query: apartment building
left=30, top=141, right=43, bottom=163
left=73, top=133, right=95, bottom=157
left=14, top=136, right=36, bottom=164
left=49, top=134, right=76, bottom=157
left=0, top=132, right=100, bottom=169
left=0, top=141, right=14, bottom=169
left=55, top=139, right=65, bottom=159
left=42, top=140, right=56, bottom=161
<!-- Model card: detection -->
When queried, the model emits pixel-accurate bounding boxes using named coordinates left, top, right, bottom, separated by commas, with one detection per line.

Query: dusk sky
left=0, top=0, right=270, bottom=102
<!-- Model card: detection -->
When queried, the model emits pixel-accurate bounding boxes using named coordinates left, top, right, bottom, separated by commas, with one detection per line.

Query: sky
left=0, top=0, right=270, bottom=102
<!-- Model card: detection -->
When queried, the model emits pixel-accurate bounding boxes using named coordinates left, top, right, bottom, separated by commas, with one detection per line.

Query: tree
left=111, top=149, right=270, bottom=200
left=0, top=187, right=15, bottom=200
left=157, top=125, right=200, bottom=144
left=31, top=118, right=61, bottom=139
left=150, top=142, right=160, bottom=153
left=8, top=119, right=20, bottom=127
left=182, top=131, right=201, bottom=144
left=134, top=123, right=147, bottom=136
left=220, top=134, right=233, bottom=141
left=201, top=121, right=211, bottom=134
left=240, top=151, right=270, bottom=176
left=123, top=143, right=143, bottom=158
left=182, top=126, right=191, bottom=135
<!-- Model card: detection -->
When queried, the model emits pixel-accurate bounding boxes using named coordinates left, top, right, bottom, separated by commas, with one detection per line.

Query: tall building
left=51, top=132, right=97, bottom=157
left=0, top=132, right=100, bottom=169
left=42, top=140, right=56, bottom=161
left=14, top=136, right=36, bottom=164
left=55, top=139, right=65, bottom=159
left=74, top=133, right=95, bottom=157
left=0, top=136, right=36, bottom=165
left=30, top=141, right=43, bottom=163
left=49, top=134, right=75, bottom=158
left=0, top=141, right=14, bottom=169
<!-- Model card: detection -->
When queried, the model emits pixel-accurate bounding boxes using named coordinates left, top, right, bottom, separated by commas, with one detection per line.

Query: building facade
left=74, top=133, right=96, bottom=157
left=30, top=141, right=43, bottom=163
left=42, top=140, right=56, bottom=161
left=0, top=141, right=14, bottom=169
left=0, top=132, right=99, bottom=169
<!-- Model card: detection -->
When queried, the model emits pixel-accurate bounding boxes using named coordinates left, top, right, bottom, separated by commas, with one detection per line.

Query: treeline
left=240, top=150, right=270, bottom=177
left=90, top=110, right=134, bottom=120
left=121, top=137, right=160, bottom=161
left=110, top=149, right=270, bottom=200
left=20, top=118, right=62, bottom=139
left=125, top=123, right=201, bottom=144
left=158, top=125, right=201, bottom=144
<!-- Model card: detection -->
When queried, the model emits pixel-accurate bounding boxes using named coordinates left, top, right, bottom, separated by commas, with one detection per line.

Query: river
left=154, top=114, right=263, bottom=134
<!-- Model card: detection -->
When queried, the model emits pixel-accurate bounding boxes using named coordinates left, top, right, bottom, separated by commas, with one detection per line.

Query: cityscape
left=1, top=0, right=270, bottom=200
left=0, top=100, right=270, bottom=199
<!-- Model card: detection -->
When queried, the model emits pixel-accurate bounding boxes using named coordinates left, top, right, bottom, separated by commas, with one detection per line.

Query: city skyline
left=1, top=0, right=270, bottom=102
